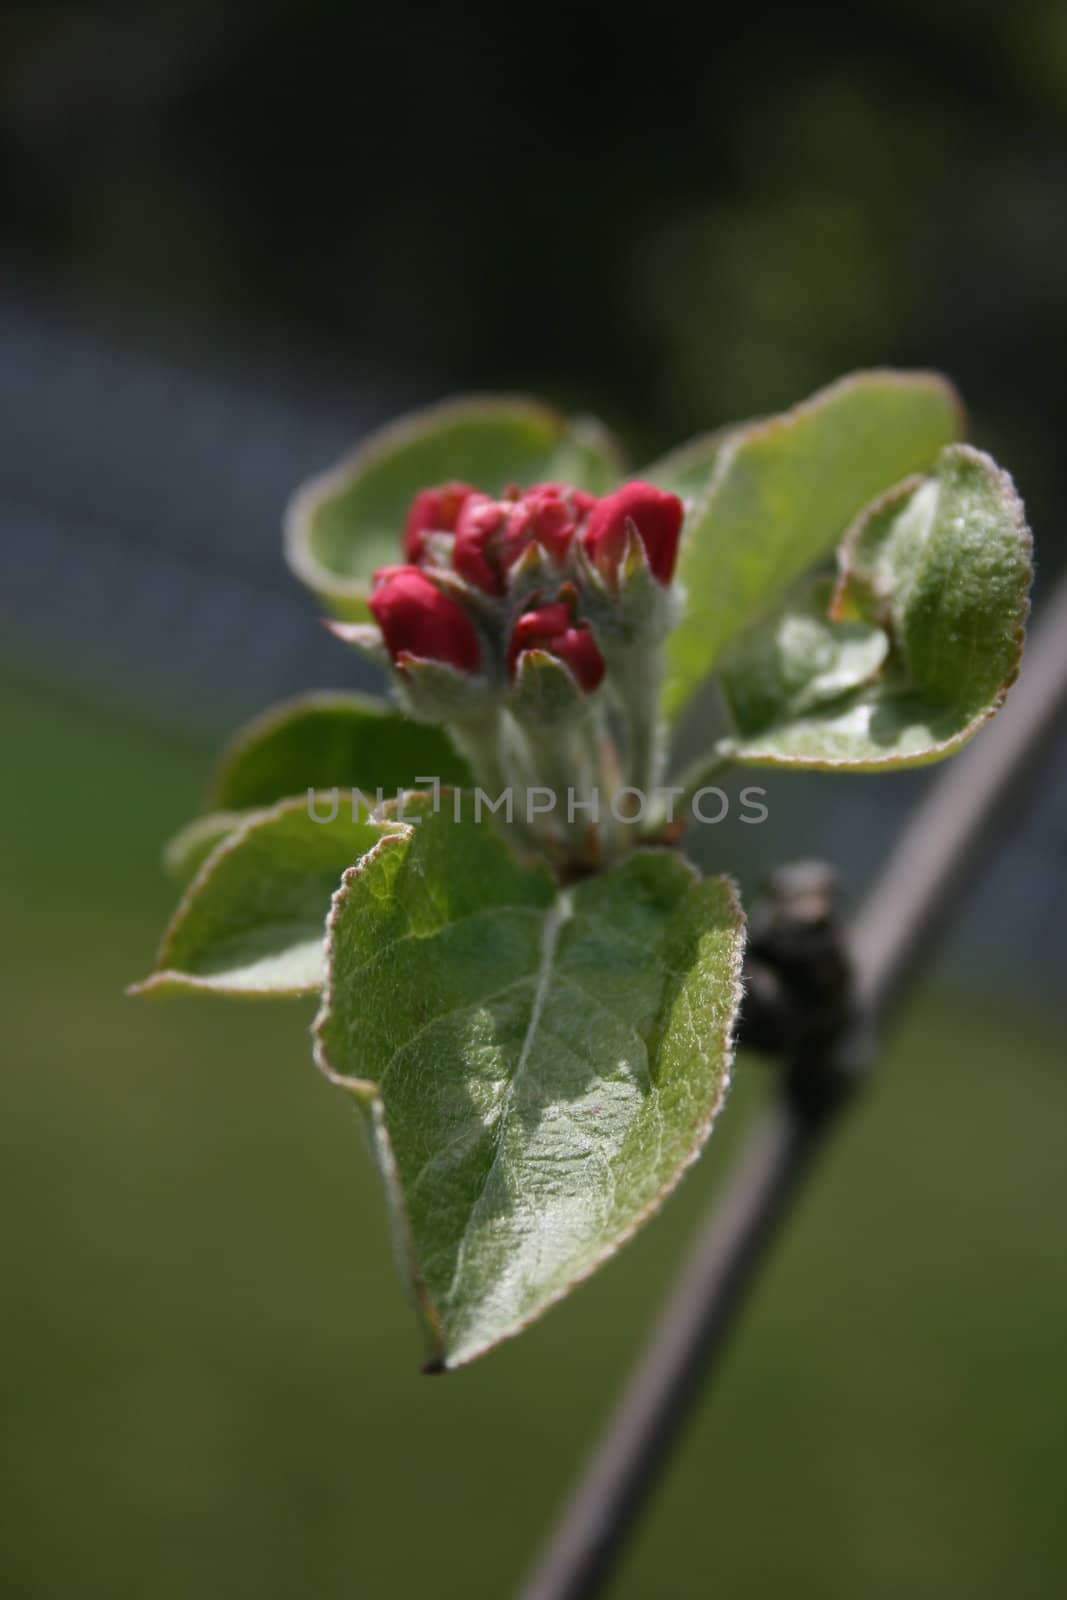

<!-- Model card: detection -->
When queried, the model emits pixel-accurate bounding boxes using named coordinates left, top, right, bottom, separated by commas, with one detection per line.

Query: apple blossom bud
left=369, top=565, right=481, bottom=673
left=452, top=494, right=508, bottom=593
left=530, top=482, right=598, bottom=518
left=452, top=483, right=596, bottom=591
left=403, top=481, right=475, bottom=562
left=508, top=602, right=605, bottom=692
left=582, top=481, right=684, bottom=586
left=502, top=484, right=588, bottom=567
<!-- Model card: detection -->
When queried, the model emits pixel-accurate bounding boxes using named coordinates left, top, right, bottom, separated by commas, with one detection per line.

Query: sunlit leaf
left=315, top=794, right=744, bottom=1368
left=209, top=690, right=473, bottom=809
left=718, top=446, right=1032, bottom=768
left=640, top=420, right=752, bottom=500
left=132, top=794, right=389, bottom=997
left=162, top=810, right=244, bottom=886
left=717, top=578, right=889, bottom=738
left=664, top=370, right=963, bottom=719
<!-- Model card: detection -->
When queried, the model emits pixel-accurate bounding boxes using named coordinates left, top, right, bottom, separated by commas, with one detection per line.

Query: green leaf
left=640, top=419, right=752, bottom=500
left=314, top=794, right=744, bottom=1369
left=131, top=794, right=391, bottom=998
left=663, top=370, right=964, bottom=720
left=285, top=398, right=624, bottom=620
left=208, top=691, right=474, bottom=809
left=718, top=446, right=1032, bottom=769
left=717, top=579, right=889, bottom=738
left=162, top=810, right=244, bottom=885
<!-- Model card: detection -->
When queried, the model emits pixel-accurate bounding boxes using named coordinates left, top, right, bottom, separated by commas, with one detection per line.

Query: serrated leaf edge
left=684, top=367, right=965, bottom=556
left=129, top=791, right=397, bottom=999
left=310, top=824, right=447, bottom=1353
left=314, top=836, right=745, bottom=1370
left=717, top=442, right=1032, bottom=771
left=664, top=370, right=967, bottom=725
left=161, top=809, right=245, bottom=885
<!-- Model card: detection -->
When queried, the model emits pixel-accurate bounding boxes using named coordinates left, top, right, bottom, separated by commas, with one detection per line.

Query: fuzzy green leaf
left=664, top=369, right=964, bottom=720
left=132, top=794, right=390, bottom=998
left=286, top=398, right=624, bottom=620
left=162, top=810, right=245, bottom=885
left=209, top=691, right=473, bottom=809
left=315, top=794, right=744, bottom=1368
left=640, top=420, right=752, bottom=500
left=718, top=446, right=1032, bottom=769
left=717, top=579, right=889, bottom=738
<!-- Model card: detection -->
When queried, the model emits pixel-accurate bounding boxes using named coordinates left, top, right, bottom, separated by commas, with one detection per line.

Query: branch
left=519, top=573, right=1067, bottom=1600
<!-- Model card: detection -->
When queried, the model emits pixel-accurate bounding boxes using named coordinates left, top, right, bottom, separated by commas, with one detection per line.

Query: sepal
left=510, top=647, right=588, bottom=726
left=394, top=656, right=496, bottom=723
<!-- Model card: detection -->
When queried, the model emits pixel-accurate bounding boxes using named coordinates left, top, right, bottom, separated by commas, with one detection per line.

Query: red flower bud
left=582, top=481, right=684, bottom=586
left=530, top=482, right=598, bottom=518
left=452, top=494, right=508, bottom=593
left=453, top=483, right=596, bottom=592
left=369, top=565, right=481, bottom=673
left=508, top=603, right=605, bottom=693
left=403, top=481, right=475, bottom=562
left=502, top=484, right=586, bottom=567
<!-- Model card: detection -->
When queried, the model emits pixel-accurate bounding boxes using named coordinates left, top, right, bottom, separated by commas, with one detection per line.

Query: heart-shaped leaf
left=286, top=398, right=624, bottom=620
left=717, top=446, right=1032, bottom=769
left=663, top=370, right=963, bottom=720
left=132, top=794, right=390, bottom=997
left=208, top=691, right=474, bottom=809
left=314, top=793, right=744, bottom=1368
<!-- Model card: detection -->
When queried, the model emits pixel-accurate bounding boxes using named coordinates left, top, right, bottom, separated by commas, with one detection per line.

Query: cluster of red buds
left=367, top=478, right=684, bottom=692
left=331, top=474, right=686, bottom=867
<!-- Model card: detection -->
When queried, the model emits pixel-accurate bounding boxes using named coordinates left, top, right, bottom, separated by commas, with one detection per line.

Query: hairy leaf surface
left=664, top=370, right=963, bottom=719
left=315, top=795, right=744, bottom=1367
left=209, top=691, right=473, bottom=809
left=718, top=447, right=1032, bottom=768
left=133, top=795, right=388, bottom=997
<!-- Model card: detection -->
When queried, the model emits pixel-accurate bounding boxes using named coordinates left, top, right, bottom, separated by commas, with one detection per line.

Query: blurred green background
left=2, top=3, right=1066, bottom=1596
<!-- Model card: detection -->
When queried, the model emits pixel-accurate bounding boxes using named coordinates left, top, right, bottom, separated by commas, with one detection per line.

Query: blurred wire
left=520, top=572, right=1067, bottom=1600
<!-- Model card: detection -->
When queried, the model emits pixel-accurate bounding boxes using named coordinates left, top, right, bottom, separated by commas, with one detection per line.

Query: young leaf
left=315, top=794, right=744, bottom=1369
left=208, top=691, right=473, bottom=809
left=663, top=370, right=963, bottom=720
left=286, top=398, right=624, bottom=620
left=162, top=810, right=245, bottom=886
left=131, top=794, right=391, bottom=998
left=717, top=446, right=1032, bottom=769
left=717, top=579, right=889, bottom=738
left=640, top=419, right=753, bottom=500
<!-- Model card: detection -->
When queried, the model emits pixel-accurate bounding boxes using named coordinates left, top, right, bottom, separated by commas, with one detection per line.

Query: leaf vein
left=441, top=892, right=573, bottom=1311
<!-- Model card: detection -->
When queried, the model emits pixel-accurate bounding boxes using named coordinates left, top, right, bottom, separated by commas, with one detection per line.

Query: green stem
left=449, top=708, right=508, bottom=797
left=608, top=646, right=665, bottom=799
left=624, top=682, right=664, bottom=800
